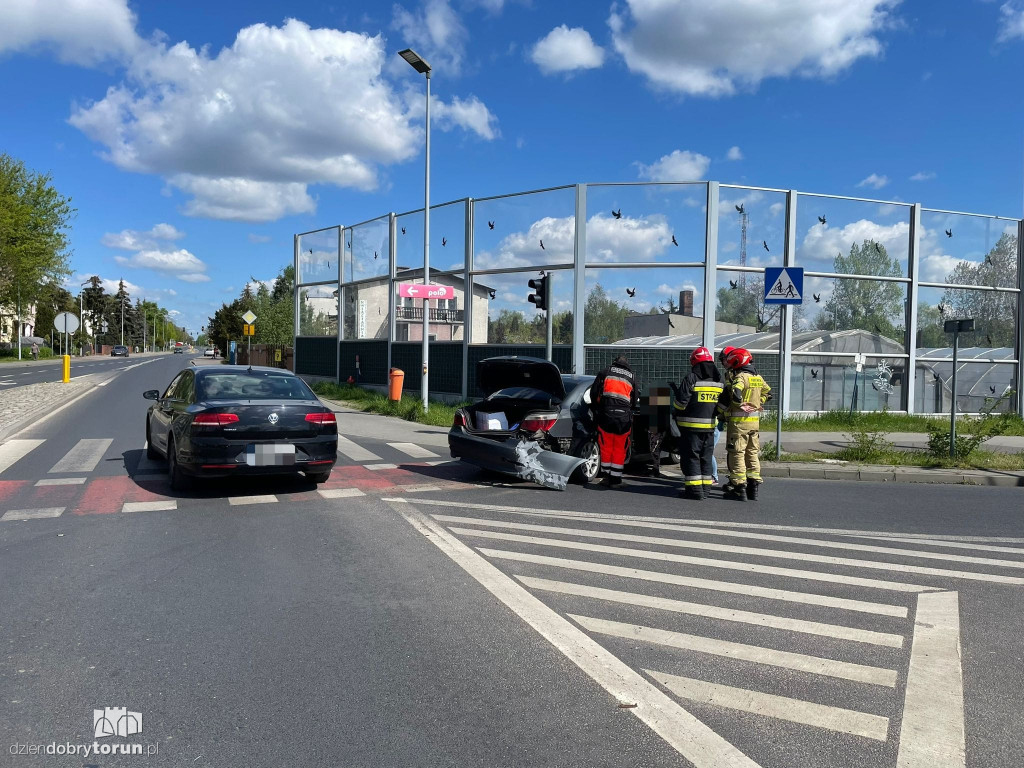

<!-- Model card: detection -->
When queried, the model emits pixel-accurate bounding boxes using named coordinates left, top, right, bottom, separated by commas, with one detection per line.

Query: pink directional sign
left=398, top=283, right=454, bottom=300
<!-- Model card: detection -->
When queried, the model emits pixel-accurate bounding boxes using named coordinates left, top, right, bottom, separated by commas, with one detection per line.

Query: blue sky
left=1, top=0, right=1023, bottom=334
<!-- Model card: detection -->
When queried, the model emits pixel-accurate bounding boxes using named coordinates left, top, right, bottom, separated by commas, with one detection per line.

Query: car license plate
left=246, top=444, right=296, bottom=467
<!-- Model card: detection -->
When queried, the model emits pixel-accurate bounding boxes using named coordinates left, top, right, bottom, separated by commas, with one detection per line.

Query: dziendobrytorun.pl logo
left=8, top=706, right=159, bottom=758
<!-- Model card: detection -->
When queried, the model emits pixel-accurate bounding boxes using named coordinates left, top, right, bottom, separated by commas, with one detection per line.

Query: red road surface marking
left=74, top=476, right=171, bottom=515
left=0, top=480, right=29, bottom=504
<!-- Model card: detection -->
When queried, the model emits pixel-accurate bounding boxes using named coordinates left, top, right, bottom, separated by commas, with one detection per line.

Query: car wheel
left=145, top=420, right=160, bottom=460
left=573, top=440, right=601, bottom=484
left=306, top=471, right=331, bottom=484
left=167, top=437, right=191, bottom=492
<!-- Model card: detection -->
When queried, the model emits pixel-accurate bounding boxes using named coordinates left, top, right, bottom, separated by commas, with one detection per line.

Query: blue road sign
left=764, top=267, right=804, bottom=305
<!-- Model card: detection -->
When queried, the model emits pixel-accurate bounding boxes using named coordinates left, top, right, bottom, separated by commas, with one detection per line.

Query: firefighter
left=711, top=346, right=735, bottom=485
left=719, top=348, right=771, bottom=500
left=591, top=355, right=637, bottom=488
left=670, top=347, right=724, bottom=500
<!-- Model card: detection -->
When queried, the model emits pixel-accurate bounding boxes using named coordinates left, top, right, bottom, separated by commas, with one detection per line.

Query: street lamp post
left=78, top=280, right=90, bottom=356
left=399, top=47, right=433, bottom=412
left=944, top=317, right=975, bottom=459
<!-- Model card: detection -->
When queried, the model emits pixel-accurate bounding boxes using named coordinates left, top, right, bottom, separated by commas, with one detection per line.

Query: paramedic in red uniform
left=590, top=355, right=637, bottom=487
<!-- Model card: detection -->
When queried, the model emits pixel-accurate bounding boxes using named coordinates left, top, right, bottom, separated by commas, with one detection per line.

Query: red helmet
left=690, top=346, right=714, bottom=366
left=719, top=345, right=735, bottom=362
left=726, top=348, right=752, bottom=369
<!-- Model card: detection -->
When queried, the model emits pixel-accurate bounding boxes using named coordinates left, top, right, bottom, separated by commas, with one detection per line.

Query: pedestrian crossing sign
left=763, top=267, right=804, bottom=305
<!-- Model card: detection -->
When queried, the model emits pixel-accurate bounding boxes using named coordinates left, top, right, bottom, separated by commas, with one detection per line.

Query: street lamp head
left=398, top=48, right=431, bottom=75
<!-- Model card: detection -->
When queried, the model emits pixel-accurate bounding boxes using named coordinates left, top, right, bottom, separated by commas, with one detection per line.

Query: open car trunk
left=461, top=387, right=561, bottom=438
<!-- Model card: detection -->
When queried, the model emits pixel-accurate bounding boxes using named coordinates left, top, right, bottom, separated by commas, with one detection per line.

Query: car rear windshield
left=196, top=372, right=316, bottom=401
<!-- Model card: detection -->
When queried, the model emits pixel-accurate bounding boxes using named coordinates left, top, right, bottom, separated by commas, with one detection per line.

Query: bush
left=926, top=390, right=1015, bottom=461
left=760, top=441, right=779, bottom=461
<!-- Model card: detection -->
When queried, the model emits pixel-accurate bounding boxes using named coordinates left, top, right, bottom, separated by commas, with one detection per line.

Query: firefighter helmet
left=690, top=347, right=714, bottom=366
left=726, top=348, right=753, bottom=369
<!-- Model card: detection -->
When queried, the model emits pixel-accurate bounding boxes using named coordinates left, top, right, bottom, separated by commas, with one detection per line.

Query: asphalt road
left=0, top=355, right=154, bottom=389
left=2, top=357, right=1022, bottom=767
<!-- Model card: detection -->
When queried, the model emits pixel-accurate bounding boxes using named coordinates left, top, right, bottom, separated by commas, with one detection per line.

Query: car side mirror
left=143, top=390, right=160, bottom=400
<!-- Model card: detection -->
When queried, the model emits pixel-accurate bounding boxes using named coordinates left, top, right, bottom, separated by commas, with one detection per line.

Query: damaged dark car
left=448, top=356, right=670, bottom=490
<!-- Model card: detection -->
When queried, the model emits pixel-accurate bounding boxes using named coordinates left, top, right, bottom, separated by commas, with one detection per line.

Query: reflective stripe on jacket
left=719, top=370, right=771, bottom=422
left=596, top=364, right=635, bottom=406
left=673, top=378, right=724, bottom=430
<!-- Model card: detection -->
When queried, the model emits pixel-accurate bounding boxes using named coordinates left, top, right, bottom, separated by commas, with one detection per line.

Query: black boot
left=746, top=479, right=761, bottom=501
left=702, top=484, right=711, bottom=499
left=678, top=486, right=703, bottom=501
left=723, top=482, right=747, bottom=501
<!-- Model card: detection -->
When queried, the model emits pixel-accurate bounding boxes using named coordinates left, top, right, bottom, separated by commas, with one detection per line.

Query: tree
left=939, top=232, right=1018, bottom=348
left=716, top=275, right=779, bottom=332
left=0, top=154, right=74, bottom=339
left=583, top=284, right=628, bottom=343
left=813, top=240, right=904, bottom=339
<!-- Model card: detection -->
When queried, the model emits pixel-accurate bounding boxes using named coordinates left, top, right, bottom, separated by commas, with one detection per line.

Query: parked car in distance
left=143, top=365, right=338, bottom=491
left=203, top=347, right=216, bottom=358
left=173, top=346, right=184, bottom=354
left=110, top=345, right=129, bottom=357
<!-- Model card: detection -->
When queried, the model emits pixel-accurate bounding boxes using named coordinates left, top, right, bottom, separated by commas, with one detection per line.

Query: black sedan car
left=448, top=356, right=669, bottom=490
left=144, top=365, right=338, bottom=490
left=111, top=345, right=130, bottom=357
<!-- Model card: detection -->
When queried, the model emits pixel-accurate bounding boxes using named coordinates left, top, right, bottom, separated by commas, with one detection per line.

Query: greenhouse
left=293, top=181, right=1023, bottom=415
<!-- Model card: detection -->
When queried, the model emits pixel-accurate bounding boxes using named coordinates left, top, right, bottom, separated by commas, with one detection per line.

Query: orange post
left=388, top=368, right=405, bottom=401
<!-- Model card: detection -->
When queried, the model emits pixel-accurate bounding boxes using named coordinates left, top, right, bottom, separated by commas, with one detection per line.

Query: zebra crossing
left=0, top=433, right=466, bottom=522
left=387, top=497, right=1021, bottom=768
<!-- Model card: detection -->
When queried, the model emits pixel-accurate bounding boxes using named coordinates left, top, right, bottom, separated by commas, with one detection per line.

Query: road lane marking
left=122, top=500, right=177, bottom=513
left=404, top=498, right=1024, bottom=544
left=49, top=438, right=114, bottom=474
left=35, top=477, right=87, bottom=486
left=438, top=516, right=1024, bottom=586
left=479, top=548, right=908, bottom=617
left=517, top=576, right=904, bottom=647
left=392, top=501, right=762, bottom=768
left=447, top=527, right=939, bottom=593
left=228, top=495, right=278, bottom=505
left=2, top=507, right=65, bottom=521
left=387, top=442, right=438, bottom=458
left=648, top=670, right=890, bottom=742
left=850, top=535, right=1024, bottom=556
left=897, top=591, right=965, bottom=768
left=573, top=615, right=898, bottom=687
left=335, top=435, right=381, bottom=462
left=450, top=510, right=1024, bottom=569
left=0, top=439, right=45, bottom=474
left=318, top=488, right=367, bottom=499
left=365, top=463, right=398, bottom=470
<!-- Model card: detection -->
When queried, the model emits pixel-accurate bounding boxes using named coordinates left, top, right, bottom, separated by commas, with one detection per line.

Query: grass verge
left=311, top=381, right=467, bottom=428
left=782, top=409, right=1024, bottom=436
left=774, top=447, right=1024, bottom=471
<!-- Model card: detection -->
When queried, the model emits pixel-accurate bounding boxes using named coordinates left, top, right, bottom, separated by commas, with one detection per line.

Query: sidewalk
left=320, top=398, right=1024, bottom=487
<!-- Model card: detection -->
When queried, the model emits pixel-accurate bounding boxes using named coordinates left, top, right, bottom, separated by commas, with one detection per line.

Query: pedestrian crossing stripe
left=391, top=500, right=996, bottom=768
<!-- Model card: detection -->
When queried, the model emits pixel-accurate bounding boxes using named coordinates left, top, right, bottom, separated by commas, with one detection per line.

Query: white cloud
left=798, top=218, right=910, bottom=269
left=0, top=0, right=139, bottom=66
left=609, top=0, right=896, bottom=96
left=636, top=149, right=710, bottom=181
left=726, top=146, right=743, bottom=161
left=856, top=173, right=889, bottom=189
left=769, top=202, right=785, bottom=217
left=248, top=233, right=272, bottom=244
left=102, top=223, right=184, bottom=250
left=392, top=0, right=467, bottom=74
left=531, top=25, right=605, bottom=75
left=169, top=176, right=316, bottom=222
left=68, top=18, right=496, bottom=222
left=114, top=247, right=210, bottom=282
left=997, top=1, right=1024, bottom=42
left=910, top=171, right=936, bottom=181
left=431, top=95, right=499, bottom=140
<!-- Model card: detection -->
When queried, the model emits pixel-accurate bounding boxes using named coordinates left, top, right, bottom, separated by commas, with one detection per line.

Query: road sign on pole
left=763, top=267, right=804, bottom=305
left=53, top=312, right=80, bottom=334
left=241, top=310, right=257, bottom=325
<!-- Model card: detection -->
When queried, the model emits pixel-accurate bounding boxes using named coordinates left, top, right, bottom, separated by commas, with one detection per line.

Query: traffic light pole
left=545, top=305, right=553, bottom=362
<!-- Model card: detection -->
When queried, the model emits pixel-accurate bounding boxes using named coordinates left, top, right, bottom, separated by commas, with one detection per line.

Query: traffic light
left=527, top=275, right=548, bottom=312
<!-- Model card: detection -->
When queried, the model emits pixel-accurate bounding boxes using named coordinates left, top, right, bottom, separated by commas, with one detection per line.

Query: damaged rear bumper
left=448, top=430, right=585, bottom=490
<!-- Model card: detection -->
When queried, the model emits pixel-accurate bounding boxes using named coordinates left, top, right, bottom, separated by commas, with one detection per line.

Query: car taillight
left=305, top=412, right=337, bottom=424
left=521, top=415, right=557, bottom=433
left=193, top=413, right=240, bottom=426
left=453, top=411, right=467, bottom=427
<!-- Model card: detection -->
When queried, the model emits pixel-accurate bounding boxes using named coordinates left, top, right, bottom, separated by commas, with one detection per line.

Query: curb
left=0, top=377, right=102, bottom=443
left=762, top=463, right=1024, bottom=488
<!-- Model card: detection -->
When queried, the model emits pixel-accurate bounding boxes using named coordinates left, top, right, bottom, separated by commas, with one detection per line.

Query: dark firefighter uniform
left=718, top=354, right=772, bottom=500
left=591, top=356, right=637, bottom=486
left=672, top=354, right=724, bottom=500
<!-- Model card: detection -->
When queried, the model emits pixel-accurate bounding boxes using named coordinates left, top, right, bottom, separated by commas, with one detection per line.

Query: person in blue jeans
left=711, top=346, right=735, bottom=484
